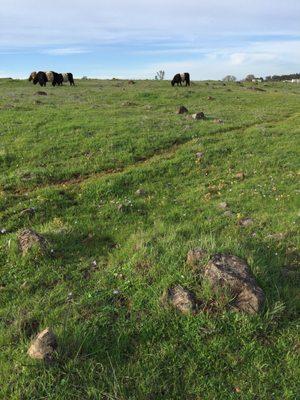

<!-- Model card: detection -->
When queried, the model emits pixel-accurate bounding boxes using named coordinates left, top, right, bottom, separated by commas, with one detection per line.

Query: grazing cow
left=28, top=71, right=37, bottom=82
left=67, top=73, right=75, bottom=86
left=57, top=73, right=64, bottom=86
left=171, top=72, right=190, bottom=86
left=62, top=73, right=69, bottom=83
left=33, top=71, right=48, bottom=86
left=45, top=71, right=63, bottom=86
left=61, top=72, right=75, bottom=85
left=45, top=71, right=54, bottom=85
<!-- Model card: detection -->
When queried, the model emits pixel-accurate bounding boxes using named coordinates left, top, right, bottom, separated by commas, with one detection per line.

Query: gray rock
left=192, top=112, right=205, bottom=120
left=186, top=248, right=207, bottom=266
left=27, top=328, right=57, bottom=361
left=135, top=188, right=146, bottom=196
left=196, top=152, right=204, bottom=159
left=203, top=253, right=264, bottom=313
left=177, top=106, right=188, bottom=114
left=266, top=232, right=286, bottom=241
left=18, top=229, right=48, bottom=255
left=164, top=285, right=197, bottom=314
left=213, top=118, right=224, bottom=124
left=238, top=218, right=254, bottom=227
left=235, top=172, right=245, bottom=180
left=223, top=210, right=234, bottom=217
left=218, top=202, right=228, bottom=210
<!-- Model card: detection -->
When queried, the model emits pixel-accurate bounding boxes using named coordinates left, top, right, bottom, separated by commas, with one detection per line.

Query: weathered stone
left=238, top=218, right=254, bottom=227
left=235, top=172, right=245, bottom=180
left=122, top=101, right=136, bottom=107
left=266, top=232, right=286, bottom=241
left=223, top=210, right=234, bottom=217
left=20, top=207, right=36, bottom=217
left=196, top=152, right=204, bottom=159
left=192, top=112, right=205, bottom=120
left=135, top=188, right=146, bottom=196
left=18, top=229, right=48, bottom=255
left=177, top=105, right=188, bottom=114
left=186, top=248, right=207, bottom=266
left=218, top=202, right=228, bottom=210
left=27, top=328, right=57, bottom=361
left=164, top=285, right=197, bottom=314
left=204, top=253, right=264, bottom=313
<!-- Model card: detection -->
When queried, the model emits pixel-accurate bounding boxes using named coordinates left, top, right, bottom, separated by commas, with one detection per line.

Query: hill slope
left=0, top=79, right=299, bottom=399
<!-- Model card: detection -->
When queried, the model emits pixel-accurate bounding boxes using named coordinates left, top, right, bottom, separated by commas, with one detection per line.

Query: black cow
left=57, top=73, right=64, bottom=86
left=171, top=72, right=190, bottom=87
left=67, top=73, right=75, bottom=86
left=51, top=71, right=62, bottom=86
left=33, top=71, right=48, bottom=86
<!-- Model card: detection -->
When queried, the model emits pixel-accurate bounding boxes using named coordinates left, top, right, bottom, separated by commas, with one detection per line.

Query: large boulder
left=203, top=254, right=264, bottom=314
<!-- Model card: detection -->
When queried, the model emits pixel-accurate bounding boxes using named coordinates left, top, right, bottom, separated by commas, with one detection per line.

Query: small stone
left=223, top=210, right=234, bottom=217
left=238, top=218, right=254, bottom=227
left=235, top=172, right=245, bottom=180
left=18, top=229, right=49, bottom=255
left=213, top=118, right=224, bottom=124
left=164, top=285, right=197, bottom=314
left=0, top=228, right=7, bottom=234
left=207, top=96, right=214, bottom=100
left=218, top=202, right=228, bottom=210
left=135, top=188, right=146, bottom=196
left=27, top=328, right=57, bottom=361
left=203, top=253, right=265, bottom=313
left=196, top=152, right=204, bottom=159
left=186, top=248, right=207, bottom=266
left=177, top=106, right=188, bottom=114
left=122, top=101, right=136, bottom=106
left=20, top=207, right=36, bottom=216
left=192, top=112, right=205, bottom=120
left=266, top=232, right=286, bottom=241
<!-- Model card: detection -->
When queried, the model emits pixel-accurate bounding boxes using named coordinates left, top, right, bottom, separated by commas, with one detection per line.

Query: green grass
left=0, top=78, right=299, bottom=399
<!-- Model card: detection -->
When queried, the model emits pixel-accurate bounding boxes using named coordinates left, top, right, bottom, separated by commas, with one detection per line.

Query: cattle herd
left=29, top=71, right=75, bottom=87
left=28, top=71, right=190, bottom=87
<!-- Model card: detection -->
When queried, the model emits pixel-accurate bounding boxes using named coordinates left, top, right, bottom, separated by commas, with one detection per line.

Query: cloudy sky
left=0, top=0, right=300, bottom=79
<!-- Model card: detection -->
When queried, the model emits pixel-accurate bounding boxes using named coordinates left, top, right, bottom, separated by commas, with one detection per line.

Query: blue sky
left=0, top=0, right=300, bottom=79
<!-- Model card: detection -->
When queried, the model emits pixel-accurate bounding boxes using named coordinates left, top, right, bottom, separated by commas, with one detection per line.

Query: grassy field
left=0, top=78, right=299, bottom=399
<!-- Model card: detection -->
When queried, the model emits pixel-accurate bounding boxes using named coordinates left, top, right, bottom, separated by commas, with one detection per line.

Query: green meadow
left=0, top=78, right=299, bottom=399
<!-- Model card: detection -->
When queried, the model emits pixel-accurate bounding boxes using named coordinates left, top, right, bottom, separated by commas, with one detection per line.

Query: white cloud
left=1, top=0, right=300, bottom=48
left=41, top=47, right=90, bottom=56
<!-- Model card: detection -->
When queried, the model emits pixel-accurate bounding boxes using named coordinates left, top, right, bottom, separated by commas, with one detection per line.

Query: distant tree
left=155, top=70, right=165, bottom=80
left=82, top=76, right=88, bottom=80
left=245, top=74, right=255, bottom=82
left=222, top=75, right=237, bottom=82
